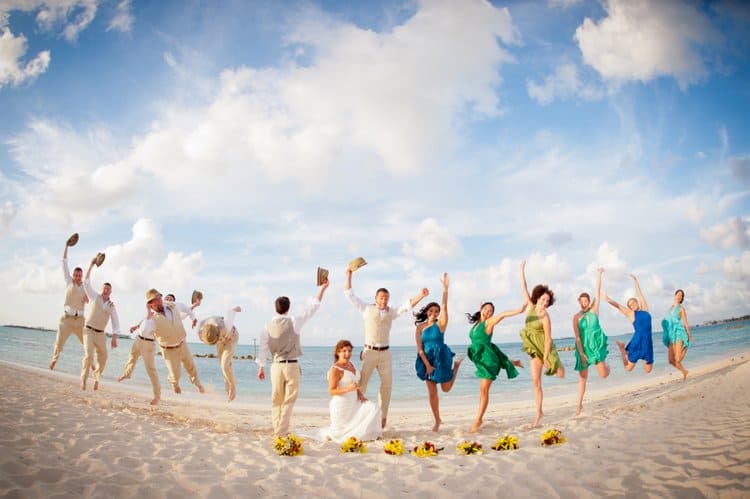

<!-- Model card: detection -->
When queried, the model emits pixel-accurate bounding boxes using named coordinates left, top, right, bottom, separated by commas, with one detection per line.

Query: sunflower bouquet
left=411, top=441, right=443, bottom=458
left=274, top=433, right=303, bottom=456
left=340, top=436, right=367, bottom=453
left=540, top=428, right=567, bottom=446
left=491, top=434, right=520, bottom=451
left=456, top=440, right=483, bottom=455
left=383, top=439, right=404, bottom=456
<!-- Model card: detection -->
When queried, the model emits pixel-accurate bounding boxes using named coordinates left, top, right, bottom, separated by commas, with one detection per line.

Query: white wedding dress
left=317, top=365, right=382, bottom=443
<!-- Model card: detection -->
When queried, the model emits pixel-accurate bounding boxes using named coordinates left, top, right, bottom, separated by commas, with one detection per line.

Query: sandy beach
left=1, top=354, right=749, bottom=499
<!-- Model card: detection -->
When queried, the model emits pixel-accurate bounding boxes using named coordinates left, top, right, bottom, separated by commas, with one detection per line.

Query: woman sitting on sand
left=317, top=340, right=382, bottom=443
left=519, top=260, right=565, bottom=428
left=661, top=289, right=693, bottom=380
left=466, top=300, right=525, bottom=433
left=414, top=273, right=463, bottom=432
left=604, top=273, right=654, bottom=373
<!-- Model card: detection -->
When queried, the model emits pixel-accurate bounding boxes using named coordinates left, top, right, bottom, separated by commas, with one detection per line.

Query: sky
left=1, top=0, right=749, bottom=347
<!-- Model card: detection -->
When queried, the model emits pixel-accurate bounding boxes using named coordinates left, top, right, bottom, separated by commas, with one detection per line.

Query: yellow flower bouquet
left=340, top=436, right=367, bottom=453
left=383, top=439, right=404, bottom=456
left=456, top=440, right=483, bottom=455
left=540, top=429, right=567, bottom=446
left=274, top=433, right=303, bottom=456
left=411, top=441, right=443, bottom=458
left=491, top=434, right=520, bottom=451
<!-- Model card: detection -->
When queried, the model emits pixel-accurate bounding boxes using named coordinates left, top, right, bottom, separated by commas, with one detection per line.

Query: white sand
left=1, top=354, right=749, bottom=498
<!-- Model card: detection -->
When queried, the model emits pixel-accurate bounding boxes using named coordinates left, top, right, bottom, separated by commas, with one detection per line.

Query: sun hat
left=317, top=267, right=329, bottom=286
left=191, top=290, right=203, bottom=305
left=348, top=257, right=367, bottom=272
left=94, top=252, right=106, bottom=267
left=146, top=288, right=162, bottom=303
left=66, top=233, right=79, bottom=247
left=198, top=322, right=220, bottom=345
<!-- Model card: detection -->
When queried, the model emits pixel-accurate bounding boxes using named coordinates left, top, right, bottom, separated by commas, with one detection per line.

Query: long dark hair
left=466, top=302, right=494, bottom=324
left=414, top=302, right=440, bottom=325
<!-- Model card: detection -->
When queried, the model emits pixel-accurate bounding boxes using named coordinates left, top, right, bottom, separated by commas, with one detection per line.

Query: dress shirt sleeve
left=256, top=326, right=270, bottom=366
left=394, top=299, right=413, bottom=318
left=224, top=308, right=237, bottom=332
left=109, top=305, right=120, bottom=335
left=83, top=278, right=98, bottom=302
left=174, top=302, right=195, bottom=320
left=292, top=298, right=321, bottom=334
left=140, top=318, right=157, bottom=337
left=62, top=258, right=72, bottom=285
left=345, top=289, right=368, bottom=314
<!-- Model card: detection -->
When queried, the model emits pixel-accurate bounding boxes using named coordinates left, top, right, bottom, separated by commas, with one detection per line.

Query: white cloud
left=721, top=250, right=750, bottom=281
left=575, top=0, right=718, bottom=89
left=0, top=20, right=50, bottom=87
left=106, top=0, right=132, bottom=33
left=700, top=216, right=750, bottom=250
left=402, top=218, right=463, bottom=262
left=0, top=201, right=17, bottom=232
left=527, top=63, right=603, bottom=105
left=3, top=0, right=100, bottom=41
left=586, top=242, right=628, bottom=280
left=548, top=0, right=582, bottom=7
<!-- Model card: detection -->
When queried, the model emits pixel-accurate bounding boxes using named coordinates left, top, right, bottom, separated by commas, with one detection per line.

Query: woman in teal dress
left=573, top=267, right=610, bottom=416
left=661, top=289, right=693, bottom=380
left=519, top=260, right=565, bottom=428
left=414, top=273, right=463, bottom=432
left=466, top=301, right=525, bottom=433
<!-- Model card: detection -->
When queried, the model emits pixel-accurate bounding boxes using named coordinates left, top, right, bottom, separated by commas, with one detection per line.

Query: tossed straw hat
left=317, top=267, right=329, bottom=286
left=191, top=290, right=203, bottom=305
left=198, top=323, right=220, bottom=345
left=145, top=288, right=162, bottom=303
left=94, top=252, right=106, bottom=267
left=348, top=257, right=367, bottom=272
left=66, top=233, right=79, bottom=247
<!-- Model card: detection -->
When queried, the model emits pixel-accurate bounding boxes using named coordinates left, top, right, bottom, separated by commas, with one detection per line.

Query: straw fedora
left=191, top=290, right=203, bottom=305
left=94, top=252, right=106, bottom=267
left=198, top=323, right=220, bottom=345
left=348, top=257, right=367, bottom=272
left=145, top=288, right=162, bottom=303
left=316, top=267, right=329, bottom=286
left=66, top=233, right=79, bottom=247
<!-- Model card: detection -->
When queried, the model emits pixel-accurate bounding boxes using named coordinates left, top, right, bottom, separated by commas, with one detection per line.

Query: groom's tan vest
left=64, top=283, right=86, bottom=313
left=152, top=303, right=187, bottom=346
left=267, top=317, right=302, bottom=361
left=364, top=305, right=393, bottom=346
left=86, top=296, right=114, bottom=331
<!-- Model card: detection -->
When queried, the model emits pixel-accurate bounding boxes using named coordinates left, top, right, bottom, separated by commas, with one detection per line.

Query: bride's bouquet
left=383, top=439, right=404, bottom=456
left=274, top=434, right=303, bottom=456
left=540, top=428, right=567, bottom=446
left=491, top=434, right=520, bottom=451
left=411, top=441, right=443, bottom=457
left=456, top=440, right=483, bottom=455
left=340, top=436, right=367, bottom=453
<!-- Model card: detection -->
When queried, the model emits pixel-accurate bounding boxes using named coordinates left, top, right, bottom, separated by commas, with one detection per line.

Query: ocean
left=1, top=320, right=748, bottom=406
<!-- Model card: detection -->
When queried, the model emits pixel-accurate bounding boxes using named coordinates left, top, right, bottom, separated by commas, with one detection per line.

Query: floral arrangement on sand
left=383, top=439, right=404, bottom=456
left=274, top=434, right=303, bottom=456
left=340, top=436, right=367, bottom=453
left=411, top=441, right=443, bottom=457
left=540, top=429, right=567, bottom=446
left=456, top=440, right=484, bottom=455
left=491, top=434, right=520, bottom=451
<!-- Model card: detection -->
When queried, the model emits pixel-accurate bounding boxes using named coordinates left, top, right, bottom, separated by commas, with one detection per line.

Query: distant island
left=699, top=315, right=750, bottom=327
left=3, top=325, right=54, bottom=332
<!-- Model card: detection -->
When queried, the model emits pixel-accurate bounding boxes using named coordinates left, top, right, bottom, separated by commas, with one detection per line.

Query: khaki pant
left=270, top=362, right=300, bottom=436
left=160, top=342, right=200, bottom=388
left=217, top=330, right=238, bottom=394
left=51, top=314, right=84, bottom=363
left=81, top=329, right=107, bottom=383
left=359, top=348, right=393, bottom=419
left=121, top=337, right=160, bottom=398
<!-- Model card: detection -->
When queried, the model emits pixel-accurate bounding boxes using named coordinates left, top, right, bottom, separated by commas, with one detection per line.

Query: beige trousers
left=216, top=331, right=238, bottom=394
left=121, top=337, right=160, bottom=397
left=81, top=329, right=107, bottom=383
left=359, top=348, right=393, bottom=419
left=161, top=342, right=200, bottom=388
left=270, top=362, right=301, bottom=436
left=51, top=314, right=84, bottom=362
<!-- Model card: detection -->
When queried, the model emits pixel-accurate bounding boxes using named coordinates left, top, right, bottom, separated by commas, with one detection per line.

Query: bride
left=318, top=340, right=382, bottom=443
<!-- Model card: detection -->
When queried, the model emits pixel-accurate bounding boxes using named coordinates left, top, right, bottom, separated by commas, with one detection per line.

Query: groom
left=345, top=268, right=428, bottom=428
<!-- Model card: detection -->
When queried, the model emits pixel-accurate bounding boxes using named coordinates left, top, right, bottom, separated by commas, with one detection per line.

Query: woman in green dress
left=519, top=260, right=565, bottom=428
left=466, top=302, right=525, bottom=433
left=573, top=267, right=610, bottom=416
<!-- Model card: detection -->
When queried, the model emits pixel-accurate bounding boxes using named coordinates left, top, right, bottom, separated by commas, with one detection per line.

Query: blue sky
left=1, top=0, right=749, bottom=346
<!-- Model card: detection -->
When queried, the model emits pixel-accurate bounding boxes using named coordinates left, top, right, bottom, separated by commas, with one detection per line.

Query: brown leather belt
left=161, top=341, right=183, bottom=349
left=86, top=325, right=104, bottom=333
left=275, top=359, right=298, bottom=363
left=137, top=335, right=154, bottom=342
left=365, top=344, right=389, bottom=351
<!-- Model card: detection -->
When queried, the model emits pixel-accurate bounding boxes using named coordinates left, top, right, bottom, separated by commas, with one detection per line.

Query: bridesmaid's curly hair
left=530, top=285, right=555, bottom=306
left=414, top=302, right=440, bottom=325
left=333, top=339, right=353, bottom=361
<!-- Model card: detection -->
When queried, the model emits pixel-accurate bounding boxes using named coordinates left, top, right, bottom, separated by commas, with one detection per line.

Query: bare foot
left=381, top=418, right=387, bottom=429
left=80, top=379, right=86, bottom=391
left=453, top=354, right=464, bottom=369
left=432, top=419, right=442, bottom=432
left=470, top=419, right=482, bottom=433
left=513, top=359, right=524, bottom=369
left=173, top=384, right=182, bottom=394
left=532, top=411, right=543, bottom=428
left=615, top=341, right=628, bottom=367
left=93, top=380, right=99, bottom=391
left=49, top=360, right=56, bottom=370
left=117, top=375, right=128, bottom=382
left=228, top=387, right=236, bottom=402
left=197, top=383, right=205, bottom=394
left=150, top=396, right=160, bottom=406
left=575, top=406, right=583, bottom=417
left=682, top=369, right=689, bottom=381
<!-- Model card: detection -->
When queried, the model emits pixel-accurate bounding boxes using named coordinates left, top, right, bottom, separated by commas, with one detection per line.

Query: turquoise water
left=2, top=321, right=749, bottom=404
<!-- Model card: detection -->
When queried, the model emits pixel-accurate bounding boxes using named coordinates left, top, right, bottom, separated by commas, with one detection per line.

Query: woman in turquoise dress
left=573, top=267, right=610, bottom=416
left=519, top=260, right=565, bottom=428
left=605, top=273, right=654, bottom=374
left=466, top=301, right=525, bottom=433
left=661, top=289, right=693, bottom=380
left=414, top=273, right=463, bottom=432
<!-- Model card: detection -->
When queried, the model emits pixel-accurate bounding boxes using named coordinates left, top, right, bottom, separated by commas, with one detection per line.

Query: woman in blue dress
left=661, top=289, right=693, bottom=380
left=414, top=273, right=463, bottom=432
left=604, top=273, right=653, bottom=373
